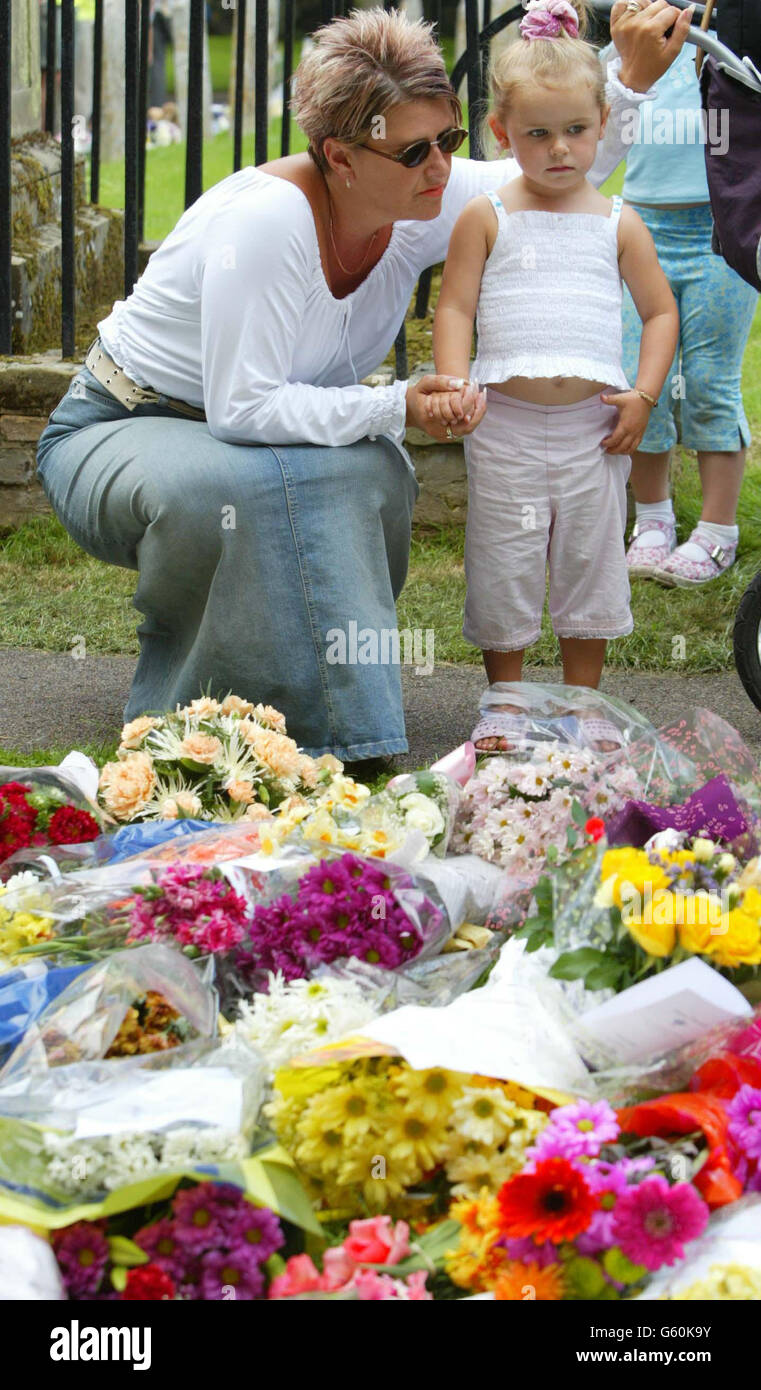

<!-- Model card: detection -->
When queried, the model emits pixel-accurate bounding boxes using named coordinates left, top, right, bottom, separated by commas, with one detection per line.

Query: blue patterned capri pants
left=622, top=203, right=758, bottom=453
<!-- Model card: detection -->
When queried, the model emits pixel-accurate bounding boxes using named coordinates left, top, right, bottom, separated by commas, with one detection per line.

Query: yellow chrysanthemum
left=388, top=1066, right=464, bottom=1121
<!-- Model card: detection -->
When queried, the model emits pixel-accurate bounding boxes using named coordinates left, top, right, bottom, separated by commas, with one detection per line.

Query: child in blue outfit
left=606, top=40, right=759, bottom=586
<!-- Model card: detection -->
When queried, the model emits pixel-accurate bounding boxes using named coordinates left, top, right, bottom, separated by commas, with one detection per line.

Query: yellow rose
left=99, top=752, right=156, bottom=820
left=599, top=849, right=670, bottom=912
left=625, top=911, right=676, bottom=958
left=119, top=715, right=158, bottom=749
left=180, top=733, right=222, bottom=765
left=705, top=907, right=761, bottom=969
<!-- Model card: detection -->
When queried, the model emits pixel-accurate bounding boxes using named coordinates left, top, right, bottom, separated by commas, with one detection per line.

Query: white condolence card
left=577, top=958, right=752, bottom=1065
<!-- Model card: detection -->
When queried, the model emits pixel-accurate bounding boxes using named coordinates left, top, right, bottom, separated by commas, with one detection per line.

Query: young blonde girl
left=431, top=0, right=680, bottom=747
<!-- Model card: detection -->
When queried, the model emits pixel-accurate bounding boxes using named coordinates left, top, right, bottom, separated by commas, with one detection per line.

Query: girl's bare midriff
left=487, top=375, right=608, bottom=404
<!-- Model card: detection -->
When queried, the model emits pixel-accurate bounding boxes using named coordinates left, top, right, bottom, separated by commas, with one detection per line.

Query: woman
left=36, top=3, right=692, bottom=763
left=612, top=38, right=759, bottom=587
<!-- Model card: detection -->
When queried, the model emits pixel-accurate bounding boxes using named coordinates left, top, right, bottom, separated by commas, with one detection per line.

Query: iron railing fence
left=1, top=0, right=721, bottom=371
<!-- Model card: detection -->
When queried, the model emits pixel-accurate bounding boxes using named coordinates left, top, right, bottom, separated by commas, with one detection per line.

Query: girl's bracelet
left=635, top=388, right=658, bottom=409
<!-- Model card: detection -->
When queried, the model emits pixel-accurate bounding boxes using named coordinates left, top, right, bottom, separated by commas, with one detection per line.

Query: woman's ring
left=446, top=426, right=454, bottom=441
left=625, top=2, right=643, bottom=11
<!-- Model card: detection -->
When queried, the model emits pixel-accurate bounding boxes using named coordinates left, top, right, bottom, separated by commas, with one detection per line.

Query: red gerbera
left=497, top=1158, right=597, bottom=1243
left=123, top=1264, right=176, bottom=1300
left=47, top=805, right=101, bottom=845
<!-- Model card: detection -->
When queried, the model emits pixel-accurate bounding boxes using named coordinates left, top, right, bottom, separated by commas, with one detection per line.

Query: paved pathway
left=0, top=648, right=758, bottom=765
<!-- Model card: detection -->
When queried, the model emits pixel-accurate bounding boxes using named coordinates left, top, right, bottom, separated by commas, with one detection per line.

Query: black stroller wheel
left=733, top=572, right=761, bottom=713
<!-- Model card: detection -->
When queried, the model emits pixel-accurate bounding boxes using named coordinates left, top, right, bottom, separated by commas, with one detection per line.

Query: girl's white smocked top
left=471, top=191, right=630, bottom=392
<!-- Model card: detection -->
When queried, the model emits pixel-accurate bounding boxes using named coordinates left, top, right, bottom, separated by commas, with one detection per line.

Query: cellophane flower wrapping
left=0, top=944, right=218, bottom=1081
left=475, top=681, right=657, bottom=759
left=0, top=1035, right=266, bottom=1208
left=0, top=768, right=103, bottom=869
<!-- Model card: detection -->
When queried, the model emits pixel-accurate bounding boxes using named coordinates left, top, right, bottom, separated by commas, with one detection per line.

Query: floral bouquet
left=51, top=1182, right=288, bottom=1301
left=268, top=1056, right=547, bottom=1215
left=258, top=768, right=460, bottom=862
left=1, top=945, right=217, bottom=1078
left=444, top=1096, right=715, bottom=1300
left=0, top=870, right=56, bottom=964
left=451, top=745, right=642, bottom=877
left=1, top=776, right=100, bottom=868
left=232, top=851, right=447, bottom=990
left=0, top=1036, right=265, bottom=1207
left=97, top=695, right=333, bottom=824
left=520, top=833, right=761, bottom=997
left=227, top=972, right=389, bottom=1081
left=17, top=863, right=252, bottom=967
left=269, top=1215, right=448, bottom=1300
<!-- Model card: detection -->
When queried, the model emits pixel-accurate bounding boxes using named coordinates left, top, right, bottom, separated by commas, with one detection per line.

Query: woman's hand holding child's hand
left=406, top=376, right=487, bottom=440
left=599, top=389, right=653, bottom=455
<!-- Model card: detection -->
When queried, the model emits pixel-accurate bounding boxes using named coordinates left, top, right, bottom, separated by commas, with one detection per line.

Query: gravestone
left=11, top=0, right=41, bottom=136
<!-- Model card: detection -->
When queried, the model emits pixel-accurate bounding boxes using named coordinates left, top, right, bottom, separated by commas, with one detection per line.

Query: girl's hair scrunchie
left=519, top=0, right=580, bottom=40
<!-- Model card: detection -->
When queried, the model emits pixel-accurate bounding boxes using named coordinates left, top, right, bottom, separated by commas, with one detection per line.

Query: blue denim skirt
left=36, top=367, right=419, bottom=759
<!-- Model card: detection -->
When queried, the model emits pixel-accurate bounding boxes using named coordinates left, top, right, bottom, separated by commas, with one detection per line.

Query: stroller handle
left=592, top=1, right=761, bottom=93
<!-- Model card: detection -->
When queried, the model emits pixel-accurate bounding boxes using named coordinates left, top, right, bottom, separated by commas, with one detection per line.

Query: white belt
left=84, top=339, right=206, bottom=419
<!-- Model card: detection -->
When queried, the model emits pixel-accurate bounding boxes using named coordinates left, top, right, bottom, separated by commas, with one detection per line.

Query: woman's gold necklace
left=328, top=201, right=379, bottom=276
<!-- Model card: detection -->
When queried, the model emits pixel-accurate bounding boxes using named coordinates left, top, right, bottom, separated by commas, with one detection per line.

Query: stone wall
left=0, top=355, right=467, bottom=531
left=0, top=355, right=80, bottom=527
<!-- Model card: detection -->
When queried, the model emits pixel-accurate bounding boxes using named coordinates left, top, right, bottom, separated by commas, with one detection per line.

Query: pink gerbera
left=727, top=1085, right=761, bottom=1161
left=612, top=1176, right=709, bottom=1271
left=530, top=1100, right=619, bottom=1162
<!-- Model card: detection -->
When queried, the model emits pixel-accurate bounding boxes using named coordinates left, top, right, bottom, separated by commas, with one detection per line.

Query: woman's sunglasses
left=358, top=126, right=468, bottom=169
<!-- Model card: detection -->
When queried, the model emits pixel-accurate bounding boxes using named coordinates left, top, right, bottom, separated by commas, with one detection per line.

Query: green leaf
left=584, top=961, right=625, bottom=991
left=550, top=948, right=608, bottom=981
left=565, top=1256, right=606, bottom=1298
left=107, top=1235, right=150, bottom=1268
left=110, top=1266, right=128, bottom=1292
left=566, top=827, right=578, bottom=850
left=534, top=876, right=553, bottom=915
left=571, top=799, right=588, bottom=828
left=371, top=1219, right=462, bottom=1276
left=525, top=931, right=552, bottom=953
left=602, top=1247, right=648, bottom=1285
left=546, top=843, right=560, bottom=863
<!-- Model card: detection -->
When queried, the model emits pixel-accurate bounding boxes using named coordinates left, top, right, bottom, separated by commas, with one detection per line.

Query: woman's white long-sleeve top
left=98, top=57, right=650, bottom=448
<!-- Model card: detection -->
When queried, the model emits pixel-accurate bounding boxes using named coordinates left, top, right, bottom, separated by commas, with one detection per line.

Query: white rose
left=645, top=828, right=685, bottom=853
left=717, top=853, right=736, bottom=874
left=692, top=837, right=716, bottom=863
left=398, top=792, right=445, bottom=840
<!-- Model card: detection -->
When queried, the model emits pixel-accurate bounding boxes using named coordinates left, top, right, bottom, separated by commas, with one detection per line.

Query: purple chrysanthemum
left=53, top=1221, right=109, bottom=1298
left=727, top=1085, right=761, bottom=1161
left=171, top=1184, right=229, bottom=1253
left=224, top=1203, right=284, bottom=1261
left=134, top=1218, right=189, bottom=1281
left=611, top=1177, right=709, bottom=1272
left=199, top=1246, right=265, bottom=1301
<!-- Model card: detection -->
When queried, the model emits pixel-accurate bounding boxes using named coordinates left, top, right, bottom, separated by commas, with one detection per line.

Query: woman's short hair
left=292, top=7, right=462, bottom=172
